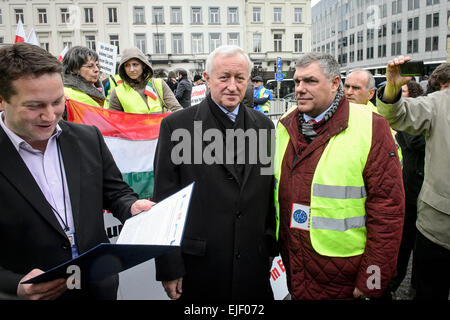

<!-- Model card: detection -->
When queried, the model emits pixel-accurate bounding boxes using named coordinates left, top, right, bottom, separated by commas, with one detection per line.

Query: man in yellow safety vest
left=274, top=52, right=405, bottom=300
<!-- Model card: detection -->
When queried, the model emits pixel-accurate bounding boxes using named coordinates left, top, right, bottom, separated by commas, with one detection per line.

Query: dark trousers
left=414, top=231, right=450, bottom=300
left=387, top=201, right=418, bottom=293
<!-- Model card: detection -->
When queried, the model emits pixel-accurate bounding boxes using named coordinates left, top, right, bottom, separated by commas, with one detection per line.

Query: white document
left=117, top=182, right=194, bottom=246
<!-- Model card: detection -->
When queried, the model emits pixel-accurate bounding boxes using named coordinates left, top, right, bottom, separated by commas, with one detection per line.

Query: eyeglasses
left=81, top=63, right=100, bottom=70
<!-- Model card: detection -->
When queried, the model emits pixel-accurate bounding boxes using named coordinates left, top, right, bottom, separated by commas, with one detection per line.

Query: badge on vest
left=290, top=203, right=311, bottom=231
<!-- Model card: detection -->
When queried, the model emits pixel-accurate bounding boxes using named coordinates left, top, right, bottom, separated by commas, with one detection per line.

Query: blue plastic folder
left=21, top=244, right=176, bottom=284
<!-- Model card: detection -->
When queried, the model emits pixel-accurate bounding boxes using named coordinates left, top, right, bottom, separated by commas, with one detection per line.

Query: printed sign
left=97, top=42, right=118, bottom=76
left=191, top=84, right=207, bottom=106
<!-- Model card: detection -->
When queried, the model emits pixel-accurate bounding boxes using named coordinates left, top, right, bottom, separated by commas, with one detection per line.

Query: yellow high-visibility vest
left=274, top=103, right=372, bottom=257
left=64, top=87, right=104, bottom=108
left=114, top=78, right=164, bottom=114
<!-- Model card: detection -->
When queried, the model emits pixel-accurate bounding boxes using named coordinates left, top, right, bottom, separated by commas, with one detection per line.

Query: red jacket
left=278, top=97, right=405, bottom=300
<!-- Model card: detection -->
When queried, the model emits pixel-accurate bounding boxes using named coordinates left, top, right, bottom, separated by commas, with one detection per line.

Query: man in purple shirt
left=0, top=43, right=153, bottom=300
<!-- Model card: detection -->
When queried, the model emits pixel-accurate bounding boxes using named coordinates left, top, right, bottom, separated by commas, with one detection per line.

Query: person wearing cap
left=108, top=47, right=182, bottom=113
left=252, top=76, right=272, bottom=114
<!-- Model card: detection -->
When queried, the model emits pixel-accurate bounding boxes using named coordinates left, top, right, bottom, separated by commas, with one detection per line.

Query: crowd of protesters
left=0, top=41, right=449, bottom=301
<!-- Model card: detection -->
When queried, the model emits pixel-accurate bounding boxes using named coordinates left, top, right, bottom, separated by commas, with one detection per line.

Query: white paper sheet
left=117, top=182, right=194, bottom=246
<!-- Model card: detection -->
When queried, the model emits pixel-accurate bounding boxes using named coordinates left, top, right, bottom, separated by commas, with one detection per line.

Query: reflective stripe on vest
left=64, top=87, right=104, bottom=108
left=274, top=103, right=372, bottom=257
left=115, top=78, right=164, bottom=114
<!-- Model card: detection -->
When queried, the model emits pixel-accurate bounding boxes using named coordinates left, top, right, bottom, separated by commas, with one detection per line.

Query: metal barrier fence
left=267, top=98, right=293, bottom=121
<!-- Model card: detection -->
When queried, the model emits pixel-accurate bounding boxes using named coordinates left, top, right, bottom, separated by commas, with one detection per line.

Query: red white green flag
left=66, top=99, right=170, bottom=199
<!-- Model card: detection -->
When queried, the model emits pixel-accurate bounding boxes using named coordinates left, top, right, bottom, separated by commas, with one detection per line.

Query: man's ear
left=331, top=76, right=341, bottom=91
left=368, top=88, right=375, bottom=100
left=0, top=96, right=6, bottom=111
left=203, top=71, right=210, bottom=89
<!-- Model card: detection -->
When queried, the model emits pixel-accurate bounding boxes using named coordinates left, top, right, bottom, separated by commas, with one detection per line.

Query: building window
left=349, top=51, right=355, bottom=62
left=426, top=13, right=439, bottom=28
left=426, top=0, right=440, bottom=5
left=357, top=12, right=364, bottom=25
left=38, top=8, right=48, bottom=24
left=134, top=34, right=146, bottom=53
left=273, top=8, right=282, bottom=23
left=152, top=7, right=164, bottom=24
left=84, top=8, right=94, bottom=23
left=367, top=29, right=374, bottom=40
left=62, top=41, right=72, bottom=49
left=392, top=0, right=403, bottom=14
left=425, top=36, right=439, bottom=51
left=253, top=33, right=262, bottom=52
left=191, top=33, right=204, bottom=54
left=109, top=35, right=119, bottom=54
left=391, top=20, right=401, bottom=35
left=407, top=0, right=420, bottom=10
left=0, top=9, right=2, bottom=25
left=134, top=7, right=146, bottom=24
left=209, top=33, right=221, bottom=52
left=108, top=8, right=118, bottom=23
left=227, top=7, right=239, bottom=24
left=171, top=7, right=182, bottom=24
left=378, top=44, right=387, bottom=57
left=407, top=17, right=419, bottom=31
left=253, top=7, right=261, bottom=22
left=349, top=33, right=355, bottom=45
left=357, top=30, right=364, bottom=43
left=209, top=7, right=220, bottom=24
left=366, top=47, right=374, bottom=59
left=357, top=49, right=364, bottom=61
left=433, top=12, right=439, bottom=27
left=60, top=8, right=70, bottom=24
left=274, top=34, right=282, bottom=52
left=294, top=8, right=303, bottom=23
left=191, top=7, right=202, bottom=24
left=172, top=33, right=183, bottom=54
left=40, top=42, right=49, bottom=51
left=86, top=35, right=96, bottom=50
left=15, top=8, right=25, bottom=24
left=154, top=34, right=166, bottom=54
left=294, top=34, right=303, bottom=53
left=407, top=39, right=419, bottom=53
left=378, top=24, right=387, bottom=37
left=227, top=33, right=240, bottom=46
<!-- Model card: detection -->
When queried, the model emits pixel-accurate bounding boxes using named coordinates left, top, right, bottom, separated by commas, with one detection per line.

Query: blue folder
left=21, top=244, right=176, bottom=284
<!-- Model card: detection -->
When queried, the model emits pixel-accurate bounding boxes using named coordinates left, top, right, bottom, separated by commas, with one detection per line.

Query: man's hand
left=353, top=287, right=370, bottom=300
left=162, top=277, right=183, bottom=300
left=17, top=269, right=67, bottom=300
left=383, top=55, right=412, bottom=103
left=130, top=199, right=155, bottom=216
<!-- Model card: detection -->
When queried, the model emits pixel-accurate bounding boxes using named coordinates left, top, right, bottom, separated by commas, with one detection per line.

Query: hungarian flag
left=14, top=18, right=25, bottom=43
left=144, top=81, right=158, bottom=100
left=66, top=99, right=170, bottom=200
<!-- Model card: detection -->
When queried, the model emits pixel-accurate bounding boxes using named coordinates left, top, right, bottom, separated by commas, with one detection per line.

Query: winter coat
left=277, top=96, right=405, bottom=299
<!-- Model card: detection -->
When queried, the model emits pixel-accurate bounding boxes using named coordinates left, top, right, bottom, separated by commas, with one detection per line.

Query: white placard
left=97, top=42, right=118, bottom=76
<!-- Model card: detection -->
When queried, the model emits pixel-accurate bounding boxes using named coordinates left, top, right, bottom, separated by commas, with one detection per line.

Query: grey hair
left=205, top=45, right=253, bottom=76
left=296, top=52, right=340, bottom=80
left=62, top=46, right=98, bottom=75
left=349, top=69, right=375, bottom=90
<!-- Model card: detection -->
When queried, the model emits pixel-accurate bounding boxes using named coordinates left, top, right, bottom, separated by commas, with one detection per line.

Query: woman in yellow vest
left=62, top=46, right=106, bottom=107
left=108, top=47, right=182, bottom=113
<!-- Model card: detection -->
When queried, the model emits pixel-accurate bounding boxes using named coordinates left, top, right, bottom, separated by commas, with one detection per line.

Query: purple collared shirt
left=0, top=112, right=75, bottom=234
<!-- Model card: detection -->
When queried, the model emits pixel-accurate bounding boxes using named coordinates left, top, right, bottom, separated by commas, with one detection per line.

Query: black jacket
left=175, top=77, right=193, bottom=108
left=153, top=94, right=277, bottom=300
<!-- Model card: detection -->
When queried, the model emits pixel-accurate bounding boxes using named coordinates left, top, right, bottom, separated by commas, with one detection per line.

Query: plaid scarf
left=299, top=86, right=344, bottom=143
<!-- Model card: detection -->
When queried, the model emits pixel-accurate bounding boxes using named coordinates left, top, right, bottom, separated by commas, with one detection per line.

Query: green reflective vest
left=274, top=103, right=372, bottom=257
left=64, top=87, right=104, bottom=108
left=114, top=78, right=164, bottom=114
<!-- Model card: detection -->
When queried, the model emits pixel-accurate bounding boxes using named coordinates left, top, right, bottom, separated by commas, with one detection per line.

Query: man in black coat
left=153, top=45, right=277, bottom=300
left=175, top=69, right=193, bottom=108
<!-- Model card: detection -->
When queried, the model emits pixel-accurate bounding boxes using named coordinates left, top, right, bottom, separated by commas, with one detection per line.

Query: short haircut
left=406, top=81, right=424, bottom=98
left=62, top=46, right=98, bottom=75
left=295, top=52, right=340, bottom=80
left=428, top=63, right=450, bottom=91
left=177, top=68, right=188, bottom=78
left=349, top=69, right=375, bottom=90
left=0, top=42, right=63, bottom=102
left=205, top=45, right=252, bottom=76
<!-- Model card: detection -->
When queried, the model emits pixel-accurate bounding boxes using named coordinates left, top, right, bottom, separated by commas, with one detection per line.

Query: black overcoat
left=153, top=95, right=277, bottom=300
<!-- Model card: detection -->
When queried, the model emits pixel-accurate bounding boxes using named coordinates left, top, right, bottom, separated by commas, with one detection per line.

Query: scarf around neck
left=298, top=85, right=344, bottom=143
